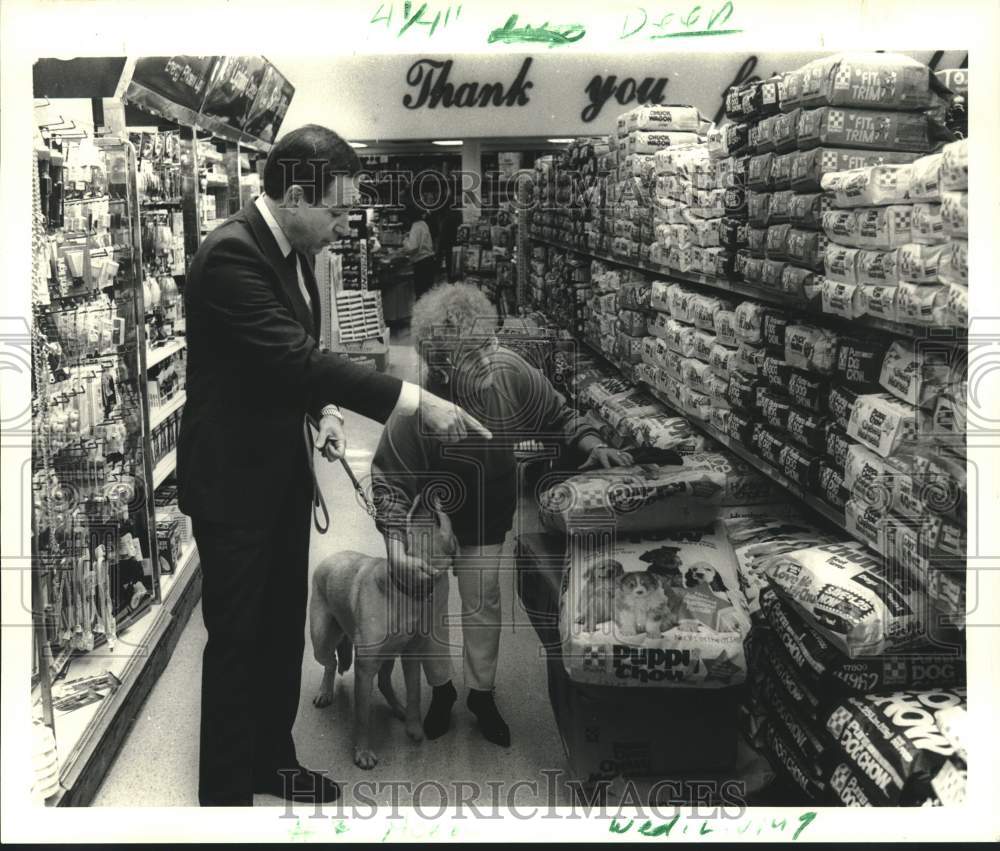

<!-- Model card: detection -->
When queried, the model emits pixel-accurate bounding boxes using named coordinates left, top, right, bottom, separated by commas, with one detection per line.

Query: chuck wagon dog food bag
left=559, top=524, right=750, bottom=687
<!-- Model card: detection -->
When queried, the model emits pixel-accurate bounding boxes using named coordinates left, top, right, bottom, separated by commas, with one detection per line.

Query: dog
left=576, top=557, right=624, bottom=631
left=309, top=494, right=458, bottom=770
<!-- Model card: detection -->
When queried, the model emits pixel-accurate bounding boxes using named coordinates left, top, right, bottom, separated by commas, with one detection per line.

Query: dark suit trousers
left=193, top=469, right=313, bottom=806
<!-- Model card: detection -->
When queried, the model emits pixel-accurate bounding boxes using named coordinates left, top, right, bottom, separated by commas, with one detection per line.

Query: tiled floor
left=93, top=326, right=573, bottom=807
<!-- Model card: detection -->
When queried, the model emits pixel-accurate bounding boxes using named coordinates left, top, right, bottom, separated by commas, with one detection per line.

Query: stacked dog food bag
left=821, top=136, right=968, bottom=328
left=737, top=543, right=966, bottom=805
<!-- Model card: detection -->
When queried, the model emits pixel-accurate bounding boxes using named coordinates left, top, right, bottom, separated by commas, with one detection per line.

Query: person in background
left=397, top=201, right=438, bottom=300
left=370, top=283, right=633, bottom=748
left=178, top=125, right=491, bottom=807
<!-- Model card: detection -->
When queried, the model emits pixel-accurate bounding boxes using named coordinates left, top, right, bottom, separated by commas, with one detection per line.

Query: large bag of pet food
left=822, top=687, right=967, bottom=805
left=621, top=104, right=702, bottom=135
left=760, top=543, right=925, bottom=657
left=791, top=148, right=920, bottom=193
left=821, top=164, right=914, bottom=208
left=878, top=340, right=951, bottom=409
left=538, top=463, right=725, bottom=535
left=785, top=324, right=840, bottom=374
left=797, top=107, right=933, bottom=153
left=724, top=513, right=837, bottom=619
left=632, top=415, right=712, bottom=454
left=759, top=586, right=965, bottom=696
left=559, top=524, right=750, bottom=688
left=847, top=393, right=926, bottom=458
left=763, top=722, right=828, bottom=801
left=679, top=451, right=785, bottom=506
left=798, top=52, right=944, bottom=111
left=940, top=139, right=967, bottom=191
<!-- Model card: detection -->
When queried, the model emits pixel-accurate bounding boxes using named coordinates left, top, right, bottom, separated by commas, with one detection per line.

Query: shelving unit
left=149, top=391, right=186, bottom=431
left=146, top=338, right=186, bottom=368
left=529, top=233, right=967, bottom=346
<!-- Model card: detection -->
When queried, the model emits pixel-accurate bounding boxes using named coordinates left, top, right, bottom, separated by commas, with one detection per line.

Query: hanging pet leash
left=304, top=414, right=378, bottom=534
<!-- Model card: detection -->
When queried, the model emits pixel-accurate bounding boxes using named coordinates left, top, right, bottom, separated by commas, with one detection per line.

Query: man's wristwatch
left=321, top=405, right=344, bottom=422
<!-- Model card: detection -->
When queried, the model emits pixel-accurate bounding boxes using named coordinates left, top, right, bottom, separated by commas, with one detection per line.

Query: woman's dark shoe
left=423, top=681, right=457, bottom=740
left=467, top=689, right=511, bottom=747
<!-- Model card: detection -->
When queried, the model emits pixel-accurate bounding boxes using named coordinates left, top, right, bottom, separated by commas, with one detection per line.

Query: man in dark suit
left=177, top=124, right=491, bottom=807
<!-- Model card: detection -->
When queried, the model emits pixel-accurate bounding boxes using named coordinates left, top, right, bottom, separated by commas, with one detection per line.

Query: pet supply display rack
left=31, top=68, right=205, bottom=807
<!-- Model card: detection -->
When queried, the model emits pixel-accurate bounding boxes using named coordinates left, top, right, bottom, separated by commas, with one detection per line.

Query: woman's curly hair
left=411, top=282, right=498, bottom=353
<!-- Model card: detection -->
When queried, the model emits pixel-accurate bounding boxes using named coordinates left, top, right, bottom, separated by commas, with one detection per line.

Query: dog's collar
left=386, top=567, right=436, bottom=600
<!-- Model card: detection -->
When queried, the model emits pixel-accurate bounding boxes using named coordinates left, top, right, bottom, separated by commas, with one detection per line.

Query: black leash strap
left=304, top=414, right=377, bottom=534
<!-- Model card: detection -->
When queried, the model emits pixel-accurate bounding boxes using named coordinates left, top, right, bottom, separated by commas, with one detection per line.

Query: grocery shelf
left=158, top=541, right=199, bottom=604
left=152, top=449, right=176, bottom=489
left=569, top=329, right=871, bottom=549
left=146, top=338, right=186, bottom=369
left=528, top=233, right=966, bottom=345
left=643, top=384, right=857, bottom=540
left=149, top=391, right=185, bottom=431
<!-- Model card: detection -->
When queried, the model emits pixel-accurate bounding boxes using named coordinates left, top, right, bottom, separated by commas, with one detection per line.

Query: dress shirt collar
left=254, top=194, right=293, bottom=259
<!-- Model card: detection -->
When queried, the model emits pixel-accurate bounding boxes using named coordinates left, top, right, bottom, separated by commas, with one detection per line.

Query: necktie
left=289, top=251, right=314, bottom=319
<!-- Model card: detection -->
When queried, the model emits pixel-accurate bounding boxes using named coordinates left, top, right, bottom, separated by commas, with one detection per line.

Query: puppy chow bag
left=681, top=451, right=784, bottom=506
left=759, top=545, right=924, bottom=658
left=896, top=282, right=950, bottom=327
left=910, top=203, right=946, bottom=245
left=559, top=524, right=749, bottom=688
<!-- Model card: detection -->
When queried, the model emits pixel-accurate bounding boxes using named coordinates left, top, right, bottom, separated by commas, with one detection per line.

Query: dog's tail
left=335, top=637, right=353, bottom=674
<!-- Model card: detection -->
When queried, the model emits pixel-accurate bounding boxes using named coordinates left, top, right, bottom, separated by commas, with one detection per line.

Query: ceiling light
left=432, top=140, right=463, bottom=146
left=348, top=141, right=368, bottom=148
left=546, top=138, right=575, bottom=143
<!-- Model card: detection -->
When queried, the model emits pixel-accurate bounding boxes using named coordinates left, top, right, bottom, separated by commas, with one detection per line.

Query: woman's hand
left=578, top=444, right=634, bottom=470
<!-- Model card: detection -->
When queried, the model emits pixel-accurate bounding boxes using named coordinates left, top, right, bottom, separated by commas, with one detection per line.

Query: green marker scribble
left=793, top=812, right=818, bottom=840
left=335, top=820, right=349, bottom=835
left=650, top=28, right=742, bottom=38
left=488, top=14, right=586, bottom=46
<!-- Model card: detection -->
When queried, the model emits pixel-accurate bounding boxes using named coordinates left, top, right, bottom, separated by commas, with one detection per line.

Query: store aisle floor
left=93, top=328, right=572, bottom=807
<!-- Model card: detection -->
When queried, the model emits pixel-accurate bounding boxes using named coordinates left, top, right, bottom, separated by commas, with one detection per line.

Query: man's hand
left=418, top=392, right=493, bottom=443
left=315, top=414, right=347, bottom=462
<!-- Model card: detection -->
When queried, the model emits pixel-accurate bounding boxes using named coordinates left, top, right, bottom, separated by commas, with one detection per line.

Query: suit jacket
left=177, top=201, right=403, bottom=525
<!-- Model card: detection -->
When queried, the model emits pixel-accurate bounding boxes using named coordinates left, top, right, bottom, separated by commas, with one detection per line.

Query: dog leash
left=304, top=414, right=378, bottom=534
